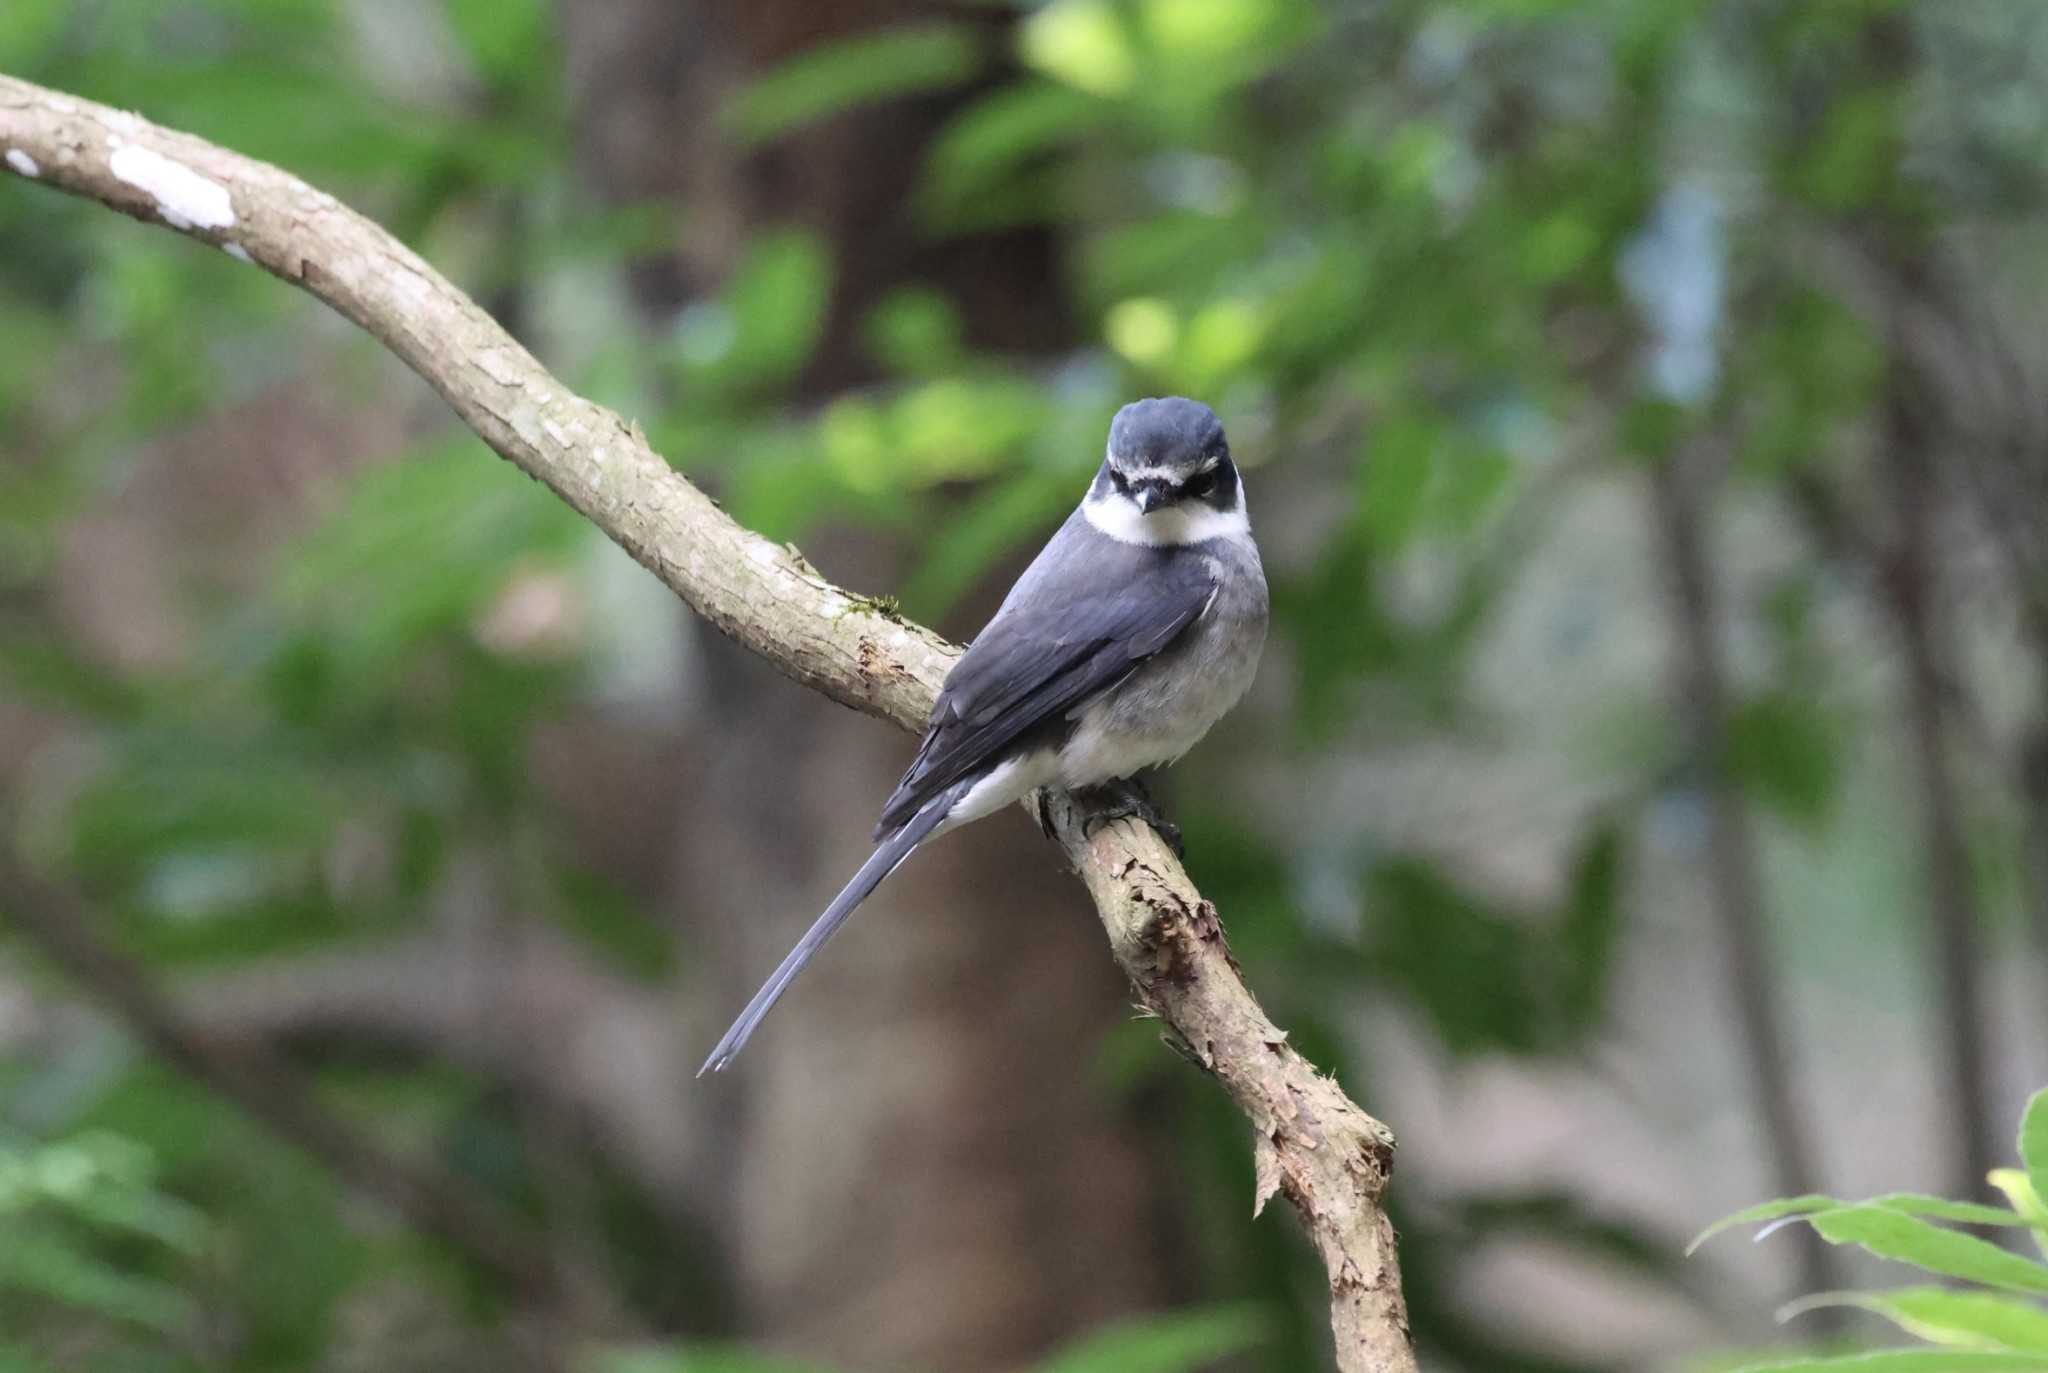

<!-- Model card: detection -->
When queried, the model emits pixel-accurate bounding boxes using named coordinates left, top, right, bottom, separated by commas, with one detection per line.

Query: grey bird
left=699, top=397, right=1268, bottom=1074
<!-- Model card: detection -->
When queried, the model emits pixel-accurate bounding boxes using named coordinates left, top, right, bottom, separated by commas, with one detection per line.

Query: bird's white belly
left=935, top=643, right=1252, bottom=833
left=940, top=750, right=1062, bottom=830
left=1055, top=704, right=1214, bottom=788
left=1055, top=582, right=1265, bottom=788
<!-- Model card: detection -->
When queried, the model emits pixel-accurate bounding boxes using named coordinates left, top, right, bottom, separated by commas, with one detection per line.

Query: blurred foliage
left=0, top=1132, right=206, bottom=1350
left=587, top=1305, right=1270, bottom=1373
left=725, top=23, right=986, bottom=146
left=1700, top=1090, right=2048, bottom=1369
left=5, top=0, right=2048, bottom=1369
left=20, top=436, right=600, bottom=967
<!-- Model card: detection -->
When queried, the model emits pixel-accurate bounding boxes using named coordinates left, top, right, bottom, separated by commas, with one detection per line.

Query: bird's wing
left=875, top=528, right=1217, bottom=835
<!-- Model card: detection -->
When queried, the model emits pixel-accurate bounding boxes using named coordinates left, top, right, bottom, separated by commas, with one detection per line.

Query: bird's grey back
left=874, top=509, right=1231, bottom=834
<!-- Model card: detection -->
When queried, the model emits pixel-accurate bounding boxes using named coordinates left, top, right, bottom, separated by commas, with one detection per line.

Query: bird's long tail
left=696, top=777, right=974, bottom=1075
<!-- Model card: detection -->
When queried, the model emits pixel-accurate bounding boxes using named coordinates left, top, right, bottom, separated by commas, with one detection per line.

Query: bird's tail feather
left=697, top=777, right=973, bottom=1075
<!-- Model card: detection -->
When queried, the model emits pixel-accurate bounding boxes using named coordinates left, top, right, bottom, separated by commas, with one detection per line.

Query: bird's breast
left=1056, top=539, right=1267, bottom=788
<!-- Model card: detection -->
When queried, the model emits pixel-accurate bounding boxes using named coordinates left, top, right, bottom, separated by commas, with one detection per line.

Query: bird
left=698, top=397, right=1268, bottom=1074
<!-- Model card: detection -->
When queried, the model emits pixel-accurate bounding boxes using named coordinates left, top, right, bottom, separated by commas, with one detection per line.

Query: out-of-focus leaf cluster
left=1701, top=1090, right=2048, bottom=1370
left=0, top=1132, right=206, bottom=1349
left=587, top=1303, right=1272, bottom=1373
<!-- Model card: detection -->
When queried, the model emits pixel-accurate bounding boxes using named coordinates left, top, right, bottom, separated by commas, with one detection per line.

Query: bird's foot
left=1077, top=776, right=1185, bottom=859
left=1033, top=788, right=1058, bottom=840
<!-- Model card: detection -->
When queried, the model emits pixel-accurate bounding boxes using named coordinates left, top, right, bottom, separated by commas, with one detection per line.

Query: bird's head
left=1089, top=398, right=1242, bottom=542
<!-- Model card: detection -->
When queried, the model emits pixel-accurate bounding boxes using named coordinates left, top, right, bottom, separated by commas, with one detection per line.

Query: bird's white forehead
left=1105, top=442, right=1222, bottom=484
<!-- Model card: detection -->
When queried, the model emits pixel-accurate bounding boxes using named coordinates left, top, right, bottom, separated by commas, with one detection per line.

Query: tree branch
left=0, top=75, right=1413, bottom=1369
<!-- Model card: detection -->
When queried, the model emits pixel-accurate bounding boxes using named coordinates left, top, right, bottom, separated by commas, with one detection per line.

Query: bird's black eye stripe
left=1110, top=469, right=1132, bottom=495
left=1184, top=470, right=1215, bottom=498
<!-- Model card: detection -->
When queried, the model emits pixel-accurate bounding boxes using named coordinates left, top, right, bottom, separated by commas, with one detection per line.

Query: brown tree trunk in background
left=1848, top=5, right=2002, bottom=1203
left=555, top=1, right=1180, bottom=1365
left=696, top=1, right=1072, bottom=380
left=2023, top=728, right=2048, bottom=1042
left=681, top=612, right=1179, bottom=1369
left=1649, top=446, right=1838, bottom=1316
left=1880, top=381, right=2001, bottom=1200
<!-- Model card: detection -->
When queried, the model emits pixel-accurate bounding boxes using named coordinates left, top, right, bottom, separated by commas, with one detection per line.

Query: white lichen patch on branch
left=222, top=242, right=253, bottom=263
left=386, top=260, right=434, bottom=309
left=5, top=148, right=38, bottom=177
left=475, top=346, right=525, bottom=388
left=501, top=404, right=545, bottom=449
left=107, top=141, right=235, bottom=231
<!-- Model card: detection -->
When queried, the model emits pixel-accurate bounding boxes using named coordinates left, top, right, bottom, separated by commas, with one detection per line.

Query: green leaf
left=584, top=1348, right=834, bottom=1373
left=923, top=83, right=1103, bottom=213
left=865, top=287, right=965, bottom=377
left=0, top=0, right=66, bottom=66
left=1689, top=1195, right=1836, bottom=1255
left=1729, top=691, right=1842, bottom=830
left=728, top=24, right=985, bottom=144
left=1993, top=1171, right=2048, bottom=1220
left=1359, top=415, right=1435, bottom=553
left=61, top=1175, right=209, bottom=1256
left=549, top=863, right=675, bottom=983
left=1782, top=1286, right=2048, bottom=1352
left=703, top=231, right=835, bottom=389
left=1735, top=1354, right=2048, bottom=1372
left=1794, top=88, right=1903, bottom=212
left=1140, top=0, right=1319, bottom=77
left=1809, top=1206, right=2048, bottom=1294
left=1867, top=1194, right=2042, bottom=1229
left=1557, top=823, right=1624, bottom=1031
left=0, top=626, right=144, bottom=720
left=279, top=436, right=581, bottom=677
left=1692, top=1192, right=2038, bottom=1257
left=889, top=376, right=1047, bottom=484
left=2022, top=1090, right=2048, bottom=1208
left=1364, top=858, right=1545, bottom=1054
left=0, top=1223, right=194, bottom=1333
left=901, top=470, right=1070, bottom=618
left=1991, top=1170, right=2048, bottom=1262
left=442, top=0, right=546, bottom=83
left=1031, top=1306, right=1270, bottom=1373
left=1021, top=0, right=1139, bottom=98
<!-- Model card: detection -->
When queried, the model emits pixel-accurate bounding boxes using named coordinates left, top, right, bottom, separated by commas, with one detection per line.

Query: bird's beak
left=1134, top=486, right=1167, bottom=514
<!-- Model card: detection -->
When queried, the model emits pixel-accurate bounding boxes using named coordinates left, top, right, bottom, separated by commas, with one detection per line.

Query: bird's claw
left=1078, top=777, right=1186, bottom=859
left=1034, top=789, right=1058, bottom=840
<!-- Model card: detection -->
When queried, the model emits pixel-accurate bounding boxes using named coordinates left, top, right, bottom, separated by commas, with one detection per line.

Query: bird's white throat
left=1082, top=491, right=1250, bottom=547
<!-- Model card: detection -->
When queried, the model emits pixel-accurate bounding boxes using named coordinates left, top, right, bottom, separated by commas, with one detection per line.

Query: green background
left=5, top=0, right=2048, bottom=1369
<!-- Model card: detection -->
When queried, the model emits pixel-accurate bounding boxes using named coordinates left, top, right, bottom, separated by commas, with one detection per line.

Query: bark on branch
left=0, top=74, right=1413, bottom=1370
